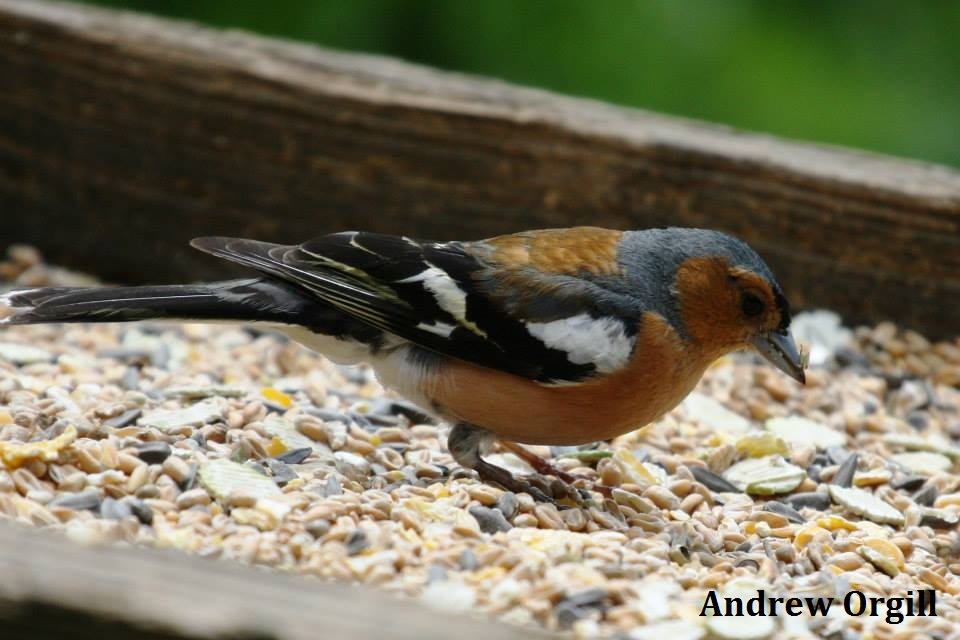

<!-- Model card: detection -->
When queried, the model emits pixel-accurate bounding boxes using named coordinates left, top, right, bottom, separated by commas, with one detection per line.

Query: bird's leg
left=447, top=422, right=553, bottom=503
left=498, top=441, right=613, bottom=499
left=497, top=441, right=580, bottom=484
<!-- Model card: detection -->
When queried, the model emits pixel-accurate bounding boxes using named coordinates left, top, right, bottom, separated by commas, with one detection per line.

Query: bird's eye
left=741, top=293, right=765, bottom=317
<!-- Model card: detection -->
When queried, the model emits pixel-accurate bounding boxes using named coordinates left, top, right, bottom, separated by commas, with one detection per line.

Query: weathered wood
left=0, top=520, right=548, bottom=640
left=0, top=0, right=958, bottom=337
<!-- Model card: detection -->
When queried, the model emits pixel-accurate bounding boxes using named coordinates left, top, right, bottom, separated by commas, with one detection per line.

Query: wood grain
left=0, top=520, right=549, bottom=640
left=0, top=0, right=958, bottom=336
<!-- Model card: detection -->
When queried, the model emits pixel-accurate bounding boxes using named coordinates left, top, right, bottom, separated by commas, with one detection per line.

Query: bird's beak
left=751, top=329, right=806, bottom=384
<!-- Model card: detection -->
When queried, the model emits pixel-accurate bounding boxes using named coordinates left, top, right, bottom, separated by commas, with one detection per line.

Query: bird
left=1, top=226, right=805, bottom=501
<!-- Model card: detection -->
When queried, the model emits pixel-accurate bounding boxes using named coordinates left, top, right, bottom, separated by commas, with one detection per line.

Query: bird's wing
left=192, top=229, right=642, bottom=384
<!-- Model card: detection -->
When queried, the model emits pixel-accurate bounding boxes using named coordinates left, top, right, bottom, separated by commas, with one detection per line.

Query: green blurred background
left=82, top=0, right=960, bottom=168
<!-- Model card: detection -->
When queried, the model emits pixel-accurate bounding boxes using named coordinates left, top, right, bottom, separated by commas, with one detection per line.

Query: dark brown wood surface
left=0, top=0, right=958, bottom=336
left=0, top=520, right=551, bottom=640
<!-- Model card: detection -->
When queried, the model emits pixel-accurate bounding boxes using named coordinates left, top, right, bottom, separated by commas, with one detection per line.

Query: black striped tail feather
left=0, top=278, right=383, bottom=347
left=3, top=283, right=227, bottom=325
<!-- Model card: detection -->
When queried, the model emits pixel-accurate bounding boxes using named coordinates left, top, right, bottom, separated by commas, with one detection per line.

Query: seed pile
left=1, top=249, right=959, bottom=639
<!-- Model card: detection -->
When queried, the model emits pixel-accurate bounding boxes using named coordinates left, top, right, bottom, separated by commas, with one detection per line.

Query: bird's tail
left=0, top=278, right=315, bottom=327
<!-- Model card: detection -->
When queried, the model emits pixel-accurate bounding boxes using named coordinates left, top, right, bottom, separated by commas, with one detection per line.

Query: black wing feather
left=192, top=232, right=635, bottom=382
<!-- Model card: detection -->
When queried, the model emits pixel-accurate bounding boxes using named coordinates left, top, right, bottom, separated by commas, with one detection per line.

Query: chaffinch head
left=2, top=226, right=804, bottom=501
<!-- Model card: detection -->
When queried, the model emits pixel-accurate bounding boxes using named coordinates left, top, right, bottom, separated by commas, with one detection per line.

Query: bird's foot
left=498, top=440, right=580, bottom=484
left=473, top=458, right=554, bottom=503
left=448, top=422, right=613, bottom=506
left=499, top=440, right=615, bottom=502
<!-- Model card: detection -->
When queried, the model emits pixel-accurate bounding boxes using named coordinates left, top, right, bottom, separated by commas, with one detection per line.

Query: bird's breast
left=421, top=313, right=713, bottom=445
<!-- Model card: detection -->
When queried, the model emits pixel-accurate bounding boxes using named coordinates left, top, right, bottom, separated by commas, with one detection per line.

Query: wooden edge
left=0, top=520, right=551, bottom=640
left=4, top=0, right=959, bottom=204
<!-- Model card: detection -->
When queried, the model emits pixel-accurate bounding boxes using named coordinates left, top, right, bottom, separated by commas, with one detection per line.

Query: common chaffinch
left=2, top=227, right=805, bottom=500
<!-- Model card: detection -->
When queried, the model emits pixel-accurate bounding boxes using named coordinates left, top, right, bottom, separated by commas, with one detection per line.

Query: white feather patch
left=397, top=265, right=487, bottom=338
left=416, top=321, right=456, bottom=337
left=525, top=313, right=634, bottom=373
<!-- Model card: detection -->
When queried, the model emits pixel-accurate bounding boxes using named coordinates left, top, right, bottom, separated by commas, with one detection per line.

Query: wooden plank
left=0, top=520, right=549, bottom=640
left=0, top=0, right=958, bottom=337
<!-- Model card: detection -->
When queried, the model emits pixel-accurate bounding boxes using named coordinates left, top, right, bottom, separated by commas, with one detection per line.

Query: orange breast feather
left=426, top=312, right=713, bottom=445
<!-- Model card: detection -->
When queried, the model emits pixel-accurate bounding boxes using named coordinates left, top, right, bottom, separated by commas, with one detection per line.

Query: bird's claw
left=518, top=474, right=608, bottom=508
left=496, top=440, right=616, bottom=504
left=512, top=476, right=555, bottom=504
left=473, top=460, right=556, bottom=503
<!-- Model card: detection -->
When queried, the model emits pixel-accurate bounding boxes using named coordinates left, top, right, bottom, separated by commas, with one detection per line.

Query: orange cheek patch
left=674, top=259, right=787, bottom=354
left=674, top=257, right=745, bottom=353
